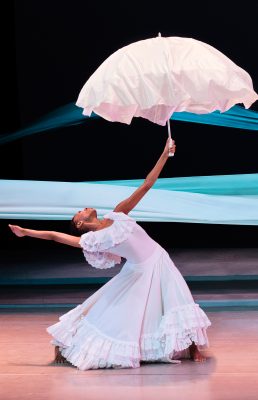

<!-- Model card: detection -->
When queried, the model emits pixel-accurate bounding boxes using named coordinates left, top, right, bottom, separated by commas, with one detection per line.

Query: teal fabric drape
left=1, top=104, right=258, bottom=145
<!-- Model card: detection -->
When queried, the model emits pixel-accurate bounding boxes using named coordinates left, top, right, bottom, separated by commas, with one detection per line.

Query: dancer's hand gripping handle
left=163, top=138, right=176, bottom=158
left=167, top=119, right=174, bottom=157
left=168, top=138, right=174, bottom=157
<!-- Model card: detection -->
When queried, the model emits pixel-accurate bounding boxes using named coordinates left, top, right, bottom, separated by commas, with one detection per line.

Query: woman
left=9, top=139, right=211, bottom=370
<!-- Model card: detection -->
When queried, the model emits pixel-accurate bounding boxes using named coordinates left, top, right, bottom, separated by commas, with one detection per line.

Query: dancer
left=9, top=139, right=211, bottom=370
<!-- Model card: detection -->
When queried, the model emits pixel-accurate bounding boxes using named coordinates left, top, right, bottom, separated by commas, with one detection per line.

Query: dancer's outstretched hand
left=163, top=138, right=176, bottom=156
left=8, top=224, right=26, bottom=237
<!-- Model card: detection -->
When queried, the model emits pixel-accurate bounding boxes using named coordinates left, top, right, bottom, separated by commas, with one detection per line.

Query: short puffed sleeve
left=79, top=211, right=136, bottom=269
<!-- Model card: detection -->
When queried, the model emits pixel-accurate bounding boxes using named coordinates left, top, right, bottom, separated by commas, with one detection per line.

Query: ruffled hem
left=46, top=302, right=211, bottom=370
left=79, top=211, right=136, bottom=269
left=47, top=317, right=140, bottom=369
left=140, top=303, right=210, bottom=361
left=157, top=303, right=211, bottom=353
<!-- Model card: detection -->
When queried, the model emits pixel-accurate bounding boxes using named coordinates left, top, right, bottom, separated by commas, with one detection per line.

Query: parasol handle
left=167, top=119, right=174, bottom=157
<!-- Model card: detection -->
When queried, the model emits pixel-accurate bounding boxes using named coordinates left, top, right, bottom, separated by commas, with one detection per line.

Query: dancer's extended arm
left=8, top=225, right=81, bottom=247
left=114, top=138, right=176, bottom=214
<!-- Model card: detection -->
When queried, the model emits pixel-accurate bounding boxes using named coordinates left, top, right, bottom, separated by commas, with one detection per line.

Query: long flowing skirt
left=46, top=245, right=211, bottom=370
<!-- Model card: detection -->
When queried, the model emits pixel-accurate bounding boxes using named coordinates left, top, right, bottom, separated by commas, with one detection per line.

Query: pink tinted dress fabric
left=76, top=36, right=258, bottom=126
left=46, top=211, right=211, bottom=370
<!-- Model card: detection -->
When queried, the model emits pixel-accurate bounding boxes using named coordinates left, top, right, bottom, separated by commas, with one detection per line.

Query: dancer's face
left=73, top=208, right=98, bottom=231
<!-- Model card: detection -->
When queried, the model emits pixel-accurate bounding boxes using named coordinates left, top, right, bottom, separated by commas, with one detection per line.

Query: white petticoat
left=46, top=245, right=211, bottom=370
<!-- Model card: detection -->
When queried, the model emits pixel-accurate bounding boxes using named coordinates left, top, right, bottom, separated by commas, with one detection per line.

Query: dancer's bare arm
left=114, top=139, right=176, bottom=214
left=8, top=225, right=81, bottom=248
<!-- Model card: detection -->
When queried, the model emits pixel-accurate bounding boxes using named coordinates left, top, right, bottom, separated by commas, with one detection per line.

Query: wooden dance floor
left=0, top=309, right=258, bottom=400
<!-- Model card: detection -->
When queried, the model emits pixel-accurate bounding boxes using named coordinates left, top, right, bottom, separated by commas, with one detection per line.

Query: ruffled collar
left=79, top=211, right=136, bottom=252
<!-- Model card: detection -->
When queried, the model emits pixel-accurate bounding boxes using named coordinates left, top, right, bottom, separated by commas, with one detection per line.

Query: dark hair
left=70, top=217, right=89, bottom=236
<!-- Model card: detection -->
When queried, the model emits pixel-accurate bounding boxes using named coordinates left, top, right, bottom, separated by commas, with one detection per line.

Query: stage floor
left=0, top=309, right=258, bottom=400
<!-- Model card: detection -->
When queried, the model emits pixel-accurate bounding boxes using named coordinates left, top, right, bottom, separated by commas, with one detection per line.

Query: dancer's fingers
left=167, top=141, right=176, bottom=155
left=8, top=224, right=15, bottom=233
left=169, top=144, right=176, bottom=154
left=8, top=224, right=25, bottom=237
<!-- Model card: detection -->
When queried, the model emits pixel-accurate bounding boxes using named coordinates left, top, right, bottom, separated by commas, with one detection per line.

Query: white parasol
left=76, top=34, right=258, bottom=156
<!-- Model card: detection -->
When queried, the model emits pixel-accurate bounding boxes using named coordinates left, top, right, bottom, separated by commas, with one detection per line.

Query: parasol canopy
left=76, top=36, right=258, bottom=126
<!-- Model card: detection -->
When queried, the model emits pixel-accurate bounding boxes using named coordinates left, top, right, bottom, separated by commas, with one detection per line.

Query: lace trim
left=82, top=251, right=122, bottom=269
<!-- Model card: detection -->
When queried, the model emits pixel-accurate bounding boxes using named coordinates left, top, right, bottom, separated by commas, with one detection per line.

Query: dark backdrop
left=1, top=1, right=258, bottom=250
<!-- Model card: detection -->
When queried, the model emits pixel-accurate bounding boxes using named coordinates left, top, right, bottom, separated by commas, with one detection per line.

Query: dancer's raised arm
left=114, top=139, right=176, bottom=215
left=8, top=225, right=81, bottom=248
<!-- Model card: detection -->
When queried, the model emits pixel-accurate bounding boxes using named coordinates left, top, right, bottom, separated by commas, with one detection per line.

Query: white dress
left=46, top=211, right=211, bottom=370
